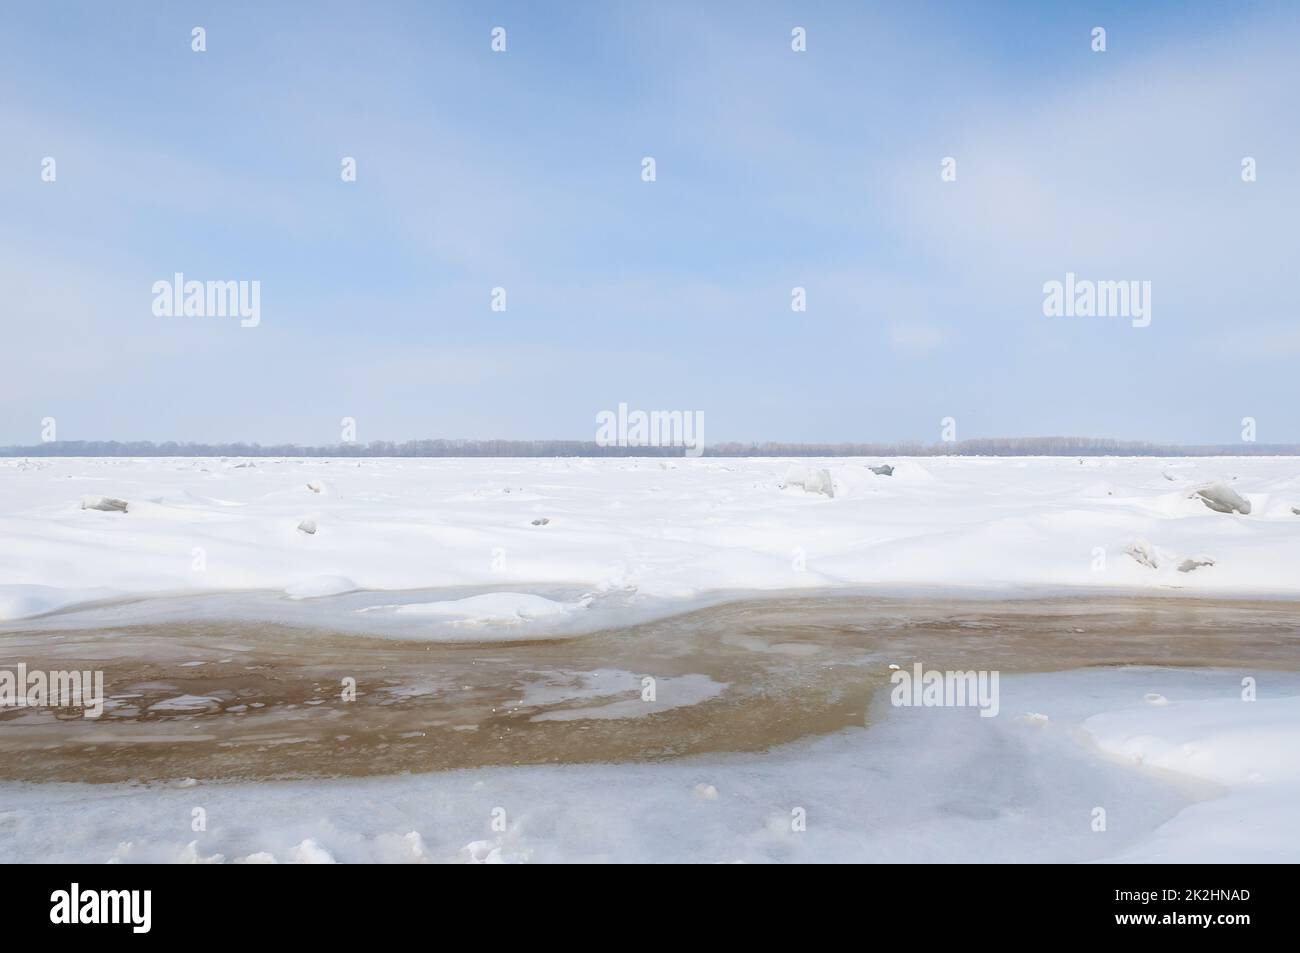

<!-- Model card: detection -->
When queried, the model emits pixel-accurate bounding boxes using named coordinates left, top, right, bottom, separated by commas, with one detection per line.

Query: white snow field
left=2, top=455, right=1300, bottom=623
left=2, top=455, right=1298, bottom=863
left=1, top=668, right=1294, bottom=863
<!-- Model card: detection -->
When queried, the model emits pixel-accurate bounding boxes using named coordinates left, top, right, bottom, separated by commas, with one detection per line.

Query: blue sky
left=2, top=1, right=1297, bottom=446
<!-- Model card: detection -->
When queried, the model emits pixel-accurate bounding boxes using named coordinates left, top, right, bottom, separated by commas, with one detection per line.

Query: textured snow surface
left=2, top=455, right=1298, bottom=621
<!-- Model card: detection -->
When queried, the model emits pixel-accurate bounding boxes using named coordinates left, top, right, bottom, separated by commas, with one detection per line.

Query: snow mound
left=1086, top=695, right=1300, bottom=786
left=359, top=592, right=590, bottom=625
left=781, top=466, right=834, bottom=498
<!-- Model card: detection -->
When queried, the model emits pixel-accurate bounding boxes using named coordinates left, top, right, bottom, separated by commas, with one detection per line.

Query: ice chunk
left=1125, top=538, right=1160, bottom=569
left=1191, top=482, right=1251, bottom=515
left=148, top=695, right=222, bottom=713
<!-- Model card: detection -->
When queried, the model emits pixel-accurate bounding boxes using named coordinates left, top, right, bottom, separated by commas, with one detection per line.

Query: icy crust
left=0, top=585, right=117, bottom=620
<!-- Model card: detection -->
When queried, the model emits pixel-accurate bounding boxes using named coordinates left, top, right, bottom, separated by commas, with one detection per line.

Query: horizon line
left=4, top=437, right=1297, bottom=459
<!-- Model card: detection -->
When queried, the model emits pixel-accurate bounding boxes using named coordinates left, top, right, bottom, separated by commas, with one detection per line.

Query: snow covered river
left=2, top=456, right=1298, bottom=861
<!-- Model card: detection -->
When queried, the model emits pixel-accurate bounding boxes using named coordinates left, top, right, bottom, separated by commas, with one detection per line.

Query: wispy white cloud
left=888, top=324, right=946, bottom=355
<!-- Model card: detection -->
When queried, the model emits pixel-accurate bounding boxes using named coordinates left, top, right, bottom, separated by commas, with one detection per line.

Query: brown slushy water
left=2, top=594, right=1298, bottom=783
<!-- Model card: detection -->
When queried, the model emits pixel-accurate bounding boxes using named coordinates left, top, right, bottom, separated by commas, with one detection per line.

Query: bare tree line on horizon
left=3, top=437, right=1298, bottom=458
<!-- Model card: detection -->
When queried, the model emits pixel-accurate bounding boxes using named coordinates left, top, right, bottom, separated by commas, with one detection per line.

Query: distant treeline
left=3, top=437, right=1299, bottom=457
